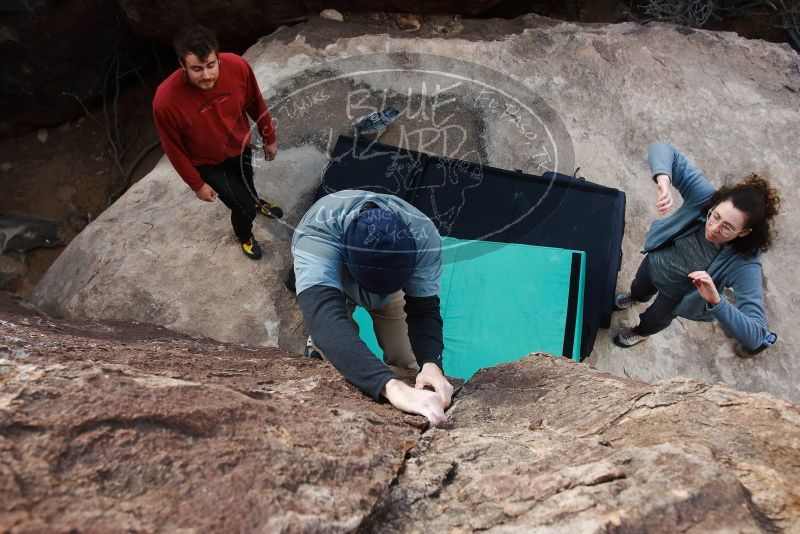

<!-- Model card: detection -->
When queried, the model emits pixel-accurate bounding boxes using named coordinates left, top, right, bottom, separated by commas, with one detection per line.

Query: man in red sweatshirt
left=153, top=26, right=282, bottom=260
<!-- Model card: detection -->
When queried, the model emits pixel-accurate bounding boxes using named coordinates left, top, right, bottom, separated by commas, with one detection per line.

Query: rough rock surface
left=2, top=294, right=799, bottom=531
left=0, top=294, right=421, bottom=532
left=31, top=15, right=800, bottom=400
left=365, top=356, right=800, bottom=532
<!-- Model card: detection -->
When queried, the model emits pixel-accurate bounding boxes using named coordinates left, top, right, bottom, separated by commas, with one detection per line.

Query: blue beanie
left=343, top=206, right=417, bottom=294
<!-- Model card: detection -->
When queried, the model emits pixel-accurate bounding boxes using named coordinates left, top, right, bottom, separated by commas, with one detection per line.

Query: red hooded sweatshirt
left=152, top=53, right=276, bottom=191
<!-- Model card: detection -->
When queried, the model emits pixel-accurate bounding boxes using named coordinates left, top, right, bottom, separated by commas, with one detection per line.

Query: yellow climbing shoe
left=240, top=237, right=263, bottom=260
left=255, top=199, right=283, bottom=219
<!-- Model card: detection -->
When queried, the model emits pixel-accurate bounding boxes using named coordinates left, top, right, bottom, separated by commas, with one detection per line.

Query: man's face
left=181, top=52, right=219, bottom=91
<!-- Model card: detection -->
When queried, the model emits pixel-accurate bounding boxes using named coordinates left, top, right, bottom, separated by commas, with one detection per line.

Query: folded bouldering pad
left=321, top=135, right=624, bottom=359
left=354, top=238, right=585, bottom=380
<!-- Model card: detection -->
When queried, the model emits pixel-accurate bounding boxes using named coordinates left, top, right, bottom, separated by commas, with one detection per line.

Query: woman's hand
left=655, top=174, right=673, bottom=215
left=689, top=271, right=721, bottom=305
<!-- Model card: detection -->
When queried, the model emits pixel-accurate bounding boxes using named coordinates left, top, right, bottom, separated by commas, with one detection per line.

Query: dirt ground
left=0, top=69, right=165, bottom=298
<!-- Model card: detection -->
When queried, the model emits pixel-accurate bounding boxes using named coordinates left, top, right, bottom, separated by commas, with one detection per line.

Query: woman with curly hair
left=614, top=142, right=780, bottom=354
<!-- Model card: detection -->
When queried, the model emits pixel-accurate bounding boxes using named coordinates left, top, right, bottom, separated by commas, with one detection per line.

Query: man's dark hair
left=704, top=173, right=781, bottom=257
left=173, top=26, right=219, bottom=64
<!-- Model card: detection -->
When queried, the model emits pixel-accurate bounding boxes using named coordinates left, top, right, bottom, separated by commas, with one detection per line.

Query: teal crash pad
left=353, top=237, right=585, bottom=380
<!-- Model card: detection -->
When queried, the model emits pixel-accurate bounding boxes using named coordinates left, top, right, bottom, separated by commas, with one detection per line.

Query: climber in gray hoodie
left=613, top=142, right=780, bottom=354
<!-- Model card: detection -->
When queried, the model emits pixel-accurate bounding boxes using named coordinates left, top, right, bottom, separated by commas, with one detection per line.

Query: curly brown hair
left=704, top=174, right=780, bottom=257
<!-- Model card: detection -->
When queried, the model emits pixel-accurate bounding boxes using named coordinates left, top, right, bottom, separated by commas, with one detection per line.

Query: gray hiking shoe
left=614, top=291, right=634, bottom=311
left=613, top=327, right=647, bottom=348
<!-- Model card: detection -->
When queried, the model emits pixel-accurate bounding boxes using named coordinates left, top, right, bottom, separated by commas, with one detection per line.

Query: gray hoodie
left=643, top=142, right=770, bottom=351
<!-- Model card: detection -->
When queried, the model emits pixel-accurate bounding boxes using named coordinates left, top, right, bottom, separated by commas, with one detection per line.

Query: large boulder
left=0, top=294, right=422, bottom=531
left=1, top=295, right=798, bottom=531
left=30, top=146, right=322, bottom=353
left=31, top=15, right=800, bottom=400
left=364, top=355, right=800, bottom=532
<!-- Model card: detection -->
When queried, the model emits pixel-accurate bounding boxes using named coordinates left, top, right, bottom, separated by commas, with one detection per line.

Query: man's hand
left=195, top=183, right=217, bottom=202
left=416, top=363, right=453, bottom=409
left=655, top=173, right=673, bottom=215
left=689, top=271, right=721, bottom=305
left=264, top=142, right=278, bottom=161
left=382, top=379, right=447, bottom=426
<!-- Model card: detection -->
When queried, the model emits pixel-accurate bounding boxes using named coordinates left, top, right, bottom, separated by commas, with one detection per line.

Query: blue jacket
left=643, top=142, right=770, bottom=351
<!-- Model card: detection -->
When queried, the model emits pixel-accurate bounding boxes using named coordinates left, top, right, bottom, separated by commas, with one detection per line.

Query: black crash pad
left=318, top=135, right=626, bottom=359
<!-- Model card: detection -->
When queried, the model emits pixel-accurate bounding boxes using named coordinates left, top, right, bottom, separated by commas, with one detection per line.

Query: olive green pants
left=310, top=291, right=418, bottom=370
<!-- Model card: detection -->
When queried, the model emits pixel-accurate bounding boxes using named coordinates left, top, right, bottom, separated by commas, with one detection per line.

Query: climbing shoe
left=613, top=327, right=647, bottom=348
left=614, top=291, right=634, bottom=311
left=734, top=332, right=777, bottom=358
left=355, top=106, right=399, bottom=135
left=255, top=198, right=283, bottom=219
left=304, top=336, right=323, bottom=360
left=240, top=237, right=263, bottom=260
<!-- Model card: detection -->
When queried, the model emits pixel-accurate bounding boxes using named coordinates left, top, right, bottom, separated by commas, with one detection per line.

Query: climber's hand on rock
left=416, top=363, right=453, bottom=409
left=655, top=174, right=673, bottom=215
left=382, top=378, right=446, bottom=426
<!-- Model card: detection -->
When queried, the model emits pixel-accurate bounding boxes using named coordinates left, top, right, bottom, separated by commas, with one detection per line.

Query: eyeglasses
left=706, top=206, right=744, bottom=238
